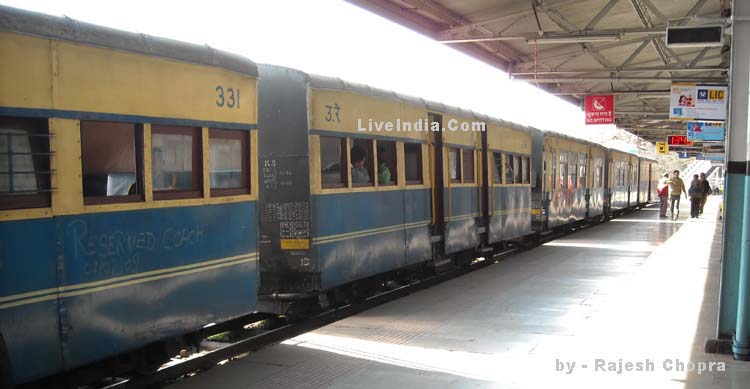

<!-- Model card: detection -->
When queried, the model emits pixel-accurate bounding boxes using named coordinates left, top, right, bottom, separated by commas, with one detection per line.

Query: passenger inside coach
left=377, top=146, right=392, bottom=185
left=351, top=145, right=370, bottom=184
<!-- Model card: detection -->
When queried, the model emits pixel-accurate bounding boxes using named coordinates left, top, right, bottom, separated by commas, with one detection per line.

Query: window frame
left=448, top=147, right=462, bottom=184
left=404, top=142, right=423, bottom=185
left=151, top=125, right=203, bottom=201
left=492, top=152, right=503, bottom=184
left=320, top=136, right=349, bottom=189
left=569, top=152, right=578, bottom=189
left=375, top=139, right=398, bottom=187
left=0, top=116, right=52, bottom=210
left=80, top=121, right=144, bottom=206
left=559, top=151, right=569, bottom=189
left=522, top=155, right=530, bottom=185
left=209, top=128, right=250, bottom=197
left=512, top=154, right=522, bottom=184
left=550, top=150, right=557, bottom=190
left=462, top=148, right=475, bottom=184
left=578, top=153, right=587, bottom=188
left=351, top=138, right=375, bottom=188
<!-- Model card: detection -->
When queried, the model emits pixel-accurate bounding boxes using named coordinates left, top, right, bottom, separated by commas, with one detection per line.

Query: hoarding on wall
left=669, top=83, right=728, bottom=121
left=687, top=121, right=725, bottom=141
left=585, top=95, right=614, bottom=124
left=696, top=153, right=724, bottom=161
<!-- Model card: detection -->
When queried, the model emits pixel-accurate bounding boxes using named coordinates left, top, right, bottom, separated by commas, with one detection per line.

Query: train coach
left=0, top=6, right=259, bottom=386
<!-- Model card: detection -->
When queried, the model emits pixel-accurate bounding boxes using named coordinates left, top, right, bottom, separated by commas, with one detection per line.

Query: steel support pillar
left=717, top=0, right=750, bottom=361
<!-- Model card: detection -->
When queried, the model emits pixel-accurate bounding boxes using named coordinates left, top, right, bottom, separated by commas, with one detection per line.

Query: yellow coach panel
left=54, top=41, right=257, bottom=124
left=442, top=113, right=480, bottom=147
left=486, top=123, right=531, bottom=155
left=1, top=32, right=257, bottom=125
left=311, top=89, right=428, bottom=142
left=0, top=32, right=53, bottom=109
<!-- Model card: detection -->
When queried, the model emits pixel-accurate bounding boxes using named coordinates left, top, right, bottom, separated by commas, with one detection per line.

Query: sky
left=1, top=0, right=635, bottom=148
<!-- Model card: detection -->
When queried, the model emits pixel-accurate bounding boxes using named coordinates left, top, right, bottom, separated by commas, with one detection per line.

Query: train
left=0, top=5, right=657, bottom=387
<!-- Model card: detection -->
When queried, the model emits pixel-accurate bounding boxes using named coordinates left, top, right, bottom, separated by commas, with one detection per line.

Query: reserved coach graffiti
left=67, top=220, right=205, bottom=277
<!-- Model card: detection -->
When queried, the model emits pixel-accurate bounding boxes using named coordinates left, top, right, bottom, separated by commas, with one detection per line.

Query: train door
left=428, top=113, right=446, bottom=262
left=648, top=162, right=654, bottom=202
left=480, top=127, right=489, bottom=248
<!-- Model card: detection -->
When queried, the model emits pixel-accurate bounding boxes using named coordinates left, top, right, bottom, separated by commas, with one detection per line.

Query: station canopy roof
left=348, top=0, right=731, bottom=156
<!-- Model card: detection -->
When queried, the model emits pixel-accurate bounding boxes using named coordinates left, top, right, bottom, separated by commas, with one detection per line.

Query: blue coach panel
left=313, top=191, right=408, bottom=289
left=0, top=219, right=62, bottom=384
left=57, top=203, right=257, bottom=369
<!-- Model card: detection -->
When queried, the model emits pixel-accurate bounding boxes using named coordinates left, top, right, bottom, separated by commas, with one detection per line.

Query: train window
left=462, top=149, right=474, bottom=183
left=513, top=155, right=522, bottom=184
left=569, top=153, right=578, bottom=189
left=351, top=138, right=374, bottom=187
left=0, top=116, right=51, bottom=210
left=81, top=121, right=143, bottom=204
left=376, top=140, right=397, bottom=186
left=449, top=148, right=461, bottom=183
left=522, top=156, right=530, bottom=184
left=209, top=129, right=249, bottom=196
left=151, top=125, right=202, bottom=200
left=579, top=153, right=587, bottom=188
left=493, top=152, right=502, bottom=184
left=550, top=151, right=556, bottom=189
left=616, top=162, right=622, bottom=186
left=559, top=152, right=568, bottom=189
left=320, top=136, right=348, bottom=188
left=504, top=154, right=513, bottom=184
left=404, top=143, right=422, bottom=184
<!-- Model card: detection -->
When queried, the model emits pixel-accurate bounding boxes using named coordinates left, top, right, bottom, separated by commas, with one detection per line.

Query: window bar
left=6, top=133, right=12, bottom=193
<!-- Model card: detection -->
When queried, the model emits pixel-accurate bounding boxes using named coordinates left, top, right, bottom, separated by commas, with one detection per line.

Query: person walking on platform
left=699, top=172, right=711, bottom=215
left=658, top=173, right=670, bottom=218
left=688, top=174, right=702, bottom=218
left=668, top=170, right=687, bottom=218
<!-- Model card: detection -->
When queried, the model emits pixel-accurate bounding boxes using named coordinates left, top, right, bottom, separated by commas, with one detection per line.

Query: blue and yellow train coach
left=258, top=66, right=436, bottom=314
left=0, top=7, right=259, bottom=385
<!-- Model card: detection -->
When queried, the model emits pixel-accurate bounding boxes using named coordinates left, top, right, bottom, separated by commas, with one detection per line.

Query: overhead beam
left=397, top=0, right=526, bottom=61
left=510, top=65, right=726, bottom=75
left=513, top=76, right=726, bottom=83
left=586, top=0, right=620, bottom=30
left=437, top=0, right=582, bottom=38
left=552, top=90, right=670, bottom=96
left=439, top=27, right=664, bottom=44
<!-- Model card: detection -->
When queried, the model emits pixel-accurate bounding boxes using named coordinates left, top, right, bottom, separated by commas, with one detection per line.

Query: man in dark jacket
left=700, top=172, right=711, bottom=215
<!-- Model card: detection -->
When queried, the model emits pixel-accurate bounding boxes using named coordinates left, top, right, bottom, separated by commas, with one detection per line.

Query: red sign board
left=667, top=135, right=693, bottom=146
left=585, top=95, right=615, bottom=125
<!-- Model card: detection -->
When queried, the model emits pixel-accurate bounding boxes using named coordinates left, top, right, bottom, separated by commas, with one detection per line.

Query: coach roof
left=0, top=4, right=258, bottom=78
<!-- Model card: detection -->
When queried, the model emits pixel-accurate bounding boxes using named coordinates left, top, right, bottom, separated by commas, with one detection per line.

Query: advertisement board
left=669, top=83, right=728, bottom=121
left=687, top=121, right=725, bottom=142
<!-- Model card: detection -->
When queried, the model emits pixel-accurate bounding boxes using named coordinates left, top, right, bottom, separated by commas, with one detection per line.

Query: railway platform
left=169, top=196, right=748, bottom=388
